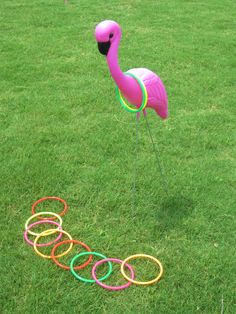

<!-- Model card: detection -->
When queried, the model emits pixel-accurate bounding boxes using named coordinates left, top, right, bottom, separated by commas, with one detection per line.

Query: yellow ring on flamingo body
left=120, top=254, right=163, bottom=285
left=116, top=72, right=148, bottom=113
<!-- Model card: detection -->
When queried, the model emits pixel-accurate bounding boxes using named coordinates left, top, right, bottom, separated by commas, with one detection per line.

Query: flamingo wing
left=128, top=68, right=168, bottom=119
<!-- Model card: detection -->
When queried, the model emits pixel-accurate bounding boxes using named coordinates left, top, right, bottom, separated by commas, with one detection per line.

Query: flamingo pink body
left=95, top=20, right=168, bottom=119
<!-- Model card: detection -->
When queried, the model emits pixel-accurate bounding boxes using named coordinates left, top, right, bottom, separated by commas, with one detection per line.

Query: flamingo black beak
left=97, top=41, right=111, bottom=56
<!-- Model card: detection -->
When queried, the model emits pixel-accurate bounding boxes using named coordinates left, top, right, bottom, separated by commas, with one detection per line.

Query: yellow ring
left=25, top=211, right=63, bottom=237
left=117, top=72, right=148, bottom=113
left=117, top=87, right=148, bottom=112
left=33, top=229, right=73, bottom=259
left=120, top=254, right=163, bottom=285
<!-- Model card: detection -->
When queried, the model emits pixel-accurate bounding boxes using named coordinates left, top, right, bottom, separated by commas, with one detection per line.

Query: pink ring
left=24, top=220, right=63, bottom=247
left=92, top=258, right=135, bottom=291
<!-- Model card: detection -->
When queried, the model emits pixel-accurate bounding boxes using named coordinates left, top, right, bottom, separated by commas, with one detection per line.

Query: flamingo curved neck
left=106, top=39, right=142, bottom=105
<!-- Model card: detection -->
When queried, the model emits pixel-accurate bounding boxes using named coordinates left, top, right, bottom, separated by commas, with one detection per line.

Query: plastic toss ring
left=25, top=212, right=63, bottom=237
left=24, top=220, right=63, bottom=247
left=70, top=252, right=113, bottom=283
left=32, top=197, right=68, bottom=220
left=34, top=229, right=73, bottom=259
left=120, top=254, right=163, bottom=286
left=92, top=258, right=135, bottom=291
left=51, top=240, right=93, bottom=270
left=116, top=72, right=148, bottom=113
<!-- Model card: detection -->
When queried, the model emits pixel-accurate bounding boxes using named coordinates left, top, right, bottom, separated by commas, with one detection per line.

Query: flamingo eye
left=109, top=33, right=114, bottom=39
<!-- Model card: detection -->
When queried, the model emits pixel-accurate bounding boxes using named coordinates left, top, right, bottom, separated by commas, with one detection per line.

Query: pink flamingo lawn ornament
left=95, top=20, right=168, bottom=119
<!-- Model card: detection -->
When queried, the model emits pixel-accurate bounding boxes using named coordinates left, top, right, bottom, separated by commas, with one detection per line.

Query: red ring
left=51, top=239, right=93, bottom=270
left=32, top=197, right=68, bottom=220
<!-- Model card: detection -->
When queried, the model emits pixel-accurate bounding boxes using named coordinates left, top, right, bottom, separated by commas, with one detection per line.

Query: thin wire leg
left=144, top=114, right=169, bottom=195
left=132, top=116, right=139, bottom=213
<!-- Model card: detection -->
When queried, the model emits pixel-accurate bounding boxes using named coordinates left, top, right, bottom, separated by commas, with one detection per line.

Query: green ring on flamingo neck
left=116, top=72, right=148, bottom=113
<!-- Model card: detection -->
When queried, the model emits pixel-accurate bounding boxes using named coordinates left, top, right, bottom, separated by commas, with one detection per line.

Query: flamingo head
left=95, top=20, right=121, bottom=56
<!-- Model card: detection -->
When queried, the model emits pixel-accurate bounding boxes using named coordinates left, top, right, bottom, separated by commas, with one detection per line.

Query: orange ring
left=51, top=240, right=93, bottom=270
left=32, top=197, right=68, bottom=220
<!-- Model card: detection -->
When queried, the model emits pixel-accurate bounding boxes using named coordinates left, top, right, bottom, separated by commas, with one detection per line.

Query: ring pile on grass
left=24, top=196, right=163, bottom=290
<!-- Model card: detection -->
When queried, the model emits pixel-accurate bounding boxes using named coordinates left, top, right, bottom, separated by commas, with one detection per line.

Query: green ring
left=70, top=252, right=113, bottom=283
left=115, top=72, right=148, bottom=113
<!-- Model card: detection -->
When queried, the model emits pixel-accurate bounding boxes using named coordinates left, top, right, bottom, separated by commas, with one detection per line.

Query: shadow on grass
left=155, top=193, right=194, bottom=234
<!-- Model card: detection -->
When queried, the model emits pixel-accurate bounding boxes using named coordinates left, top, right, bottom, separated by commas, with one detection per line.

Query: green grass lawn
left=1, top=0, right=235, bottom=313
